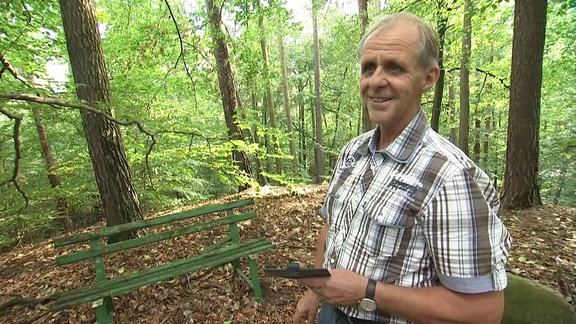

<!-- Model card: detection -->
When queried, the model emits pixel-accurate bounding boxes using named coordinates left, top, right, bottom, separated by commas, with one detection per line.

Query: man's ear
left=421, top=65, right=440, bottom=92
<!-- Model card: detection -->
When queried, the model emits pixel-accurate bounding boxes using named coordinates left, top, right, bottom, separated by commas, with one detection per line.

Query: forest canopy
left=0, top=0, right=575, bottom=249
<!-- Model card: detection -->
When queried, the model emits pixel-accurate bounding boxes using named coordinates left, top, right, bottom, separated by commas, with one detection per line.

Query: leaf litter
left=0, top=184, right=574, bottom=323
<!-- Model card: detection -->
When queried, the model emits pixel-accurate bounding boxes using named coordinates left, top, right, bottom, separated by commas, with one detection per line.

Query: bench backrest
left=53, top=198, right=256, bottom=266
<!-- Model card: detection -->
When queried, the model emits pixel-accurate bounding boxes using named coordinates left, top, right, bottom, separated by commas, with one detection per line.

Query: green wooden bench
left=52, top=198, right=274, bottom=323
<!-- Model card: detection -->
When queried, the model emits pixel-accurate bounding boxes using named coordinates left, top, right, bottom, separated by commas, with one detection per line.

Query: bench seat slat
left=53, top=198, right=255, bottom=247
left=56, top=211, right=256, bottom=265
left=52, top=238, right=273, bottom=311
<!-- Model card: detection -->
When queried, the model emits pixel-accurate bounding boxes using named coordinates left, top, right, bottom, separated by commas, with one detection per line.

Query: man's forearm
left=374, top=282, right=504, bottom=324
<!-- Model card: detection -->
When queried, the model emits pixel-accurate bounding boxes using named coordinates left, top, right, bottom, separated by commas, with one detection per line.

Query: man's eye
left=388, top=64, right=404, bottom=74
left=361, top=64, right=375, bottom=74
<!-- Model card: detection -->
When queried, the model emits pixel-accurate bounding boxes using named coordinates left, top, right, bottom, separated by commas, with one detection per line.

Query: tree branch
left=164, top=0, right=198, bottom=82
left=0, top=107, right=29, bottom=207
left=0, top=91, right=216, bottom=190
left=474, top=67, right=510, bottom=89
left=447, top=66, right=510, bottom=89
left=0, top=52, right=32, bottom=87
left=0, top=293, right=57, bottom=311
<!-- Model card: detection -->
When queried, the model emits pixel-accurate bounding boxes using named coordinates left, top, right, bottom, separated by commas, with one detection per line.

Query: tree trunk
left=312, top=4, right=325, bottom=183
left=358, top=0, right=373, bottom=133
left=431, top=13, right=448, bottom=132
left=473, top=118, right=481, bottom=162
left=552, top=167, right=566, bottom=205
left=483, top=54, right=494, bottom=165
left=250, top=90, right=267, bottom=186
left=297, top=80, right=307, bottom=171
left=501, top=1, right=547, bottom=209
left=279, top=36, right=297, bottom=173
left=32, top=108, right=68, bottom=213
left=59, top=0, right=143, bottom=242
left=28, top=74, right=68, bottom=215
left=458, top=0, right=472, bottom=156
left=483, top=114, right=491, bottom=164
left=258, top=5, right=283, bottom=176
left=205, top=0, right=253, bottom=190
left=449, top=75, right=457, bottom=144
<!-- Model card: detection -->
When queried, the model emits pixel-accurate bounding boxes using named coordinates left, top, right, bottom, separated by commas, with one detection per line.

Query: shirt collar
left=367, top=109, right=427, bottom=163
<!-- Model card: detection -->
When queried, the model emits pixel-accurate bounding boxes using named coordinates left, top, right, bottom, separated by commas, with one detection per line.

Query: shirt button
left=495, top=262, right=504, bottom=270
left=330, top=258, right=336, bottom=265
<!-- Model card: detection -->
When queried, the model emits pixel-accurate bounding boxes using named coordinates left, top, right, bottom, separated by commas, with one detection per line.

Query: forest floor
left=0, top=184, right=575, bottom=323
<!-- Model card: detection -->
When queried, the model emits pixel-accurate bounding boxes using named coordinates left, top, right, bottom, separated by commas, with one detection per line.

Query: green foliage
left=1, top=0, right=576, bottom=249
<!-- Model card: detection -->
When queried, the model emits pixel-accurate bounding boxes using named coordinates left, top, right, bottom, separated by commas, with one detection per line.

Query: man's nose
left=367, top=67, right=388, bottom=88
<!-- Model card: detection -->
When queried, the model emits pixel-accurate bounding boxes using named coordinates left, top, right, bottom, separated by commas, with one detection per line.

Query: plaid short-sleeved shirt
left=321, top=110, right=512, bottom=323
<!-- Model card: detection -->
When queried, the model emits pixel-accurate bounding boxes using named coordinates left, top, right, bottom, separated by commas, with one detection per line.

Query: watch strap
left=365, top=278, right=377, bottom=299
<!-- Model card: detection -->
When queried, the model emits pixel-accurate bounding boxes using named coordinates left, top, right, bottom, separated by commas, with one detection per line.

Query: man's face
left=359, top=21, right=437, bottom=134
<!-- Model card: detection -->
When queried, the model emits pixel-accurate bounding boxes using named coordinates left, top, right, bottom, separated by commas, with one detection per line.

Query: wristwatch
left=358, top=278, right=377, bottom=312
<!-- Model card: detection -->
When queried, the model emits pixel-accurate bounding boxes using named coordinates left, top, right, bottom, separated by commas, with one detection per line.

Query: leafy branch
left=0, top=92, right=213, bottom=186
left=2, top=51, right=216, bottom=199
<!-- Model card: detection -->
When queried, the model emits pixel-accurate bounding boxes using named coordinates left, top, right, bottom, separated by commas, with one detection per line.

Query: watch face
left=359, top=298, right=377, bottom=312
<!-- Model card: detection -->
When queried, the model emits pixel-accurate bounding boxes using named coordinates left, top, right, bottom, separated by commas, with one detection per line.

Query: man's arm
left=373, top=280, right=504, bottom=324
left=302, top=269, right=504, bottom=324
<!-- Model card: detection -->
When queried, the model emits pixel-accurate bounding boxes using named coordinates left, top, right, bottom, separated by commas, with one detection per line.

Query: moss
left=503, top=273, right=576, bottom=324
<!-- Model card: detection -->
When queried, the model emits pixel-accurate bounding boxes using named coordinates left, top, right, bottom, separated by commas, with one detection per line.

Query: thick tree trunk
left=59, top=0, right=143, bottom=242
left=312, top=7, right=325, bottom=183
left=458, top=0, right=472, bottom=156
left=501, top=1, right=547, bottom=209
left=205, top=0, right=253, bottom=190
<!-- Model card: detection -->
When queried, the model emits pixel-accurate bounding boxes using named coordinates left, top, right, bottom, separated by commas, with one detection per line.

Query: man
left=293, top=13, right=511, bottom=324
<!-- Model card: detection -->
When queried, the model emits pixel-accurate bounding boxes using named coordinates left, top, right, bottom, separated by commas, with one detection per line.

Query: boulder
left=503, top=273, right=576, bottom=324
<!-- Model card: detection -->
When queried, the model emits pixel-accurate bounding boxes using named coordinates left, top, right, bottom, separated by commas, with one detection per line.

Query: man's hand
left=298, top=269, right=367, bottom=307
left=293, top=289, right=321, bottom=324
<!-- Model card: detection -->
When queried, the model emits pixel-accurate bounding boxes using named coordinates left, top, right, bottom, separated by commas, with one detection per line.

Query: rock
left=504, top=273, right=576, bottom=324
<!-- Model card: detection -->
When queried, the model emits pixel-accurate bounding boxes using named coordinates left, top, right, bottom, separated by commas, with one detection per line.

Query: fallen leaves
left=0, top=184, right=574, bottom=323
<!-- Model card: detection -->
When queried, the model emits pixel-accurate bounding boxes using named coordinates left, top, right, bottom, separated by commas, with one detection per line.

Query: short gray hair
left=357, top=12, right=439, bottom=69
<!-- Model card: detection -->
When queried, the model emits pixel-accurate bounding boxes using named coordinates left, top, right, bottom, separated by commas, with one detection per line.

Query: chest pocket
left=363, top=189, right=419, bottom=258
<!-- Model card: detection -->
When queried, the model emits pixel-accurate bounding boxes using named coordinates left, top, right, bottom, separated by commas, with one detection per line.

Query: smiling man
left=293, top=13, right=512, bottom=324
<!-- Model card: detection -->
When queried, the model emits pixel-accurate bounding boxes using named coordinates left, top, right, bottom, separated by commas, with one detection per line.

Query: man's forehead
left=363, top=20, right=420, bottom=48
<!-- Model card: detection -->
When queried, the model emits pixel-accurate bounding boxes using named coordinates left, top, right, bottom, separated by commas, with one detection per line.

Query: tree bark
left=473, top=118, right=481, bottom=161
left=297, top=80, right=307, bottom=171
left=32, top=108, right=68, bottom=214
left=28, top=74, right=68, bottom=215
left=59, top=0, right=143, bottom=241
left=501, top=1, right=547, bottom=209
left=312, top=3, right=325, bottom=183
left=257, top=7, right=283, bottom=176
left=458, top=0, right=472, bottom=156
left=449, top=74, right=457, bottom=144
left=358, top=0, right=373, bottom=133
left=431, top=12, right=448, bottom=132
left=279, top=35, right=297, bottom=173
left=205, top=0, right=253, bottom=190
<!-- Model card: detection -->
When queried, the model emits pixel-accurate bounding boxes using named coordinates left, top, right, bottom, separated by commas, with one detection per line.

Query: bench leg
left=94, top=296, right=113, bottom=324
left=247, top=258, right=264, bottom=302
